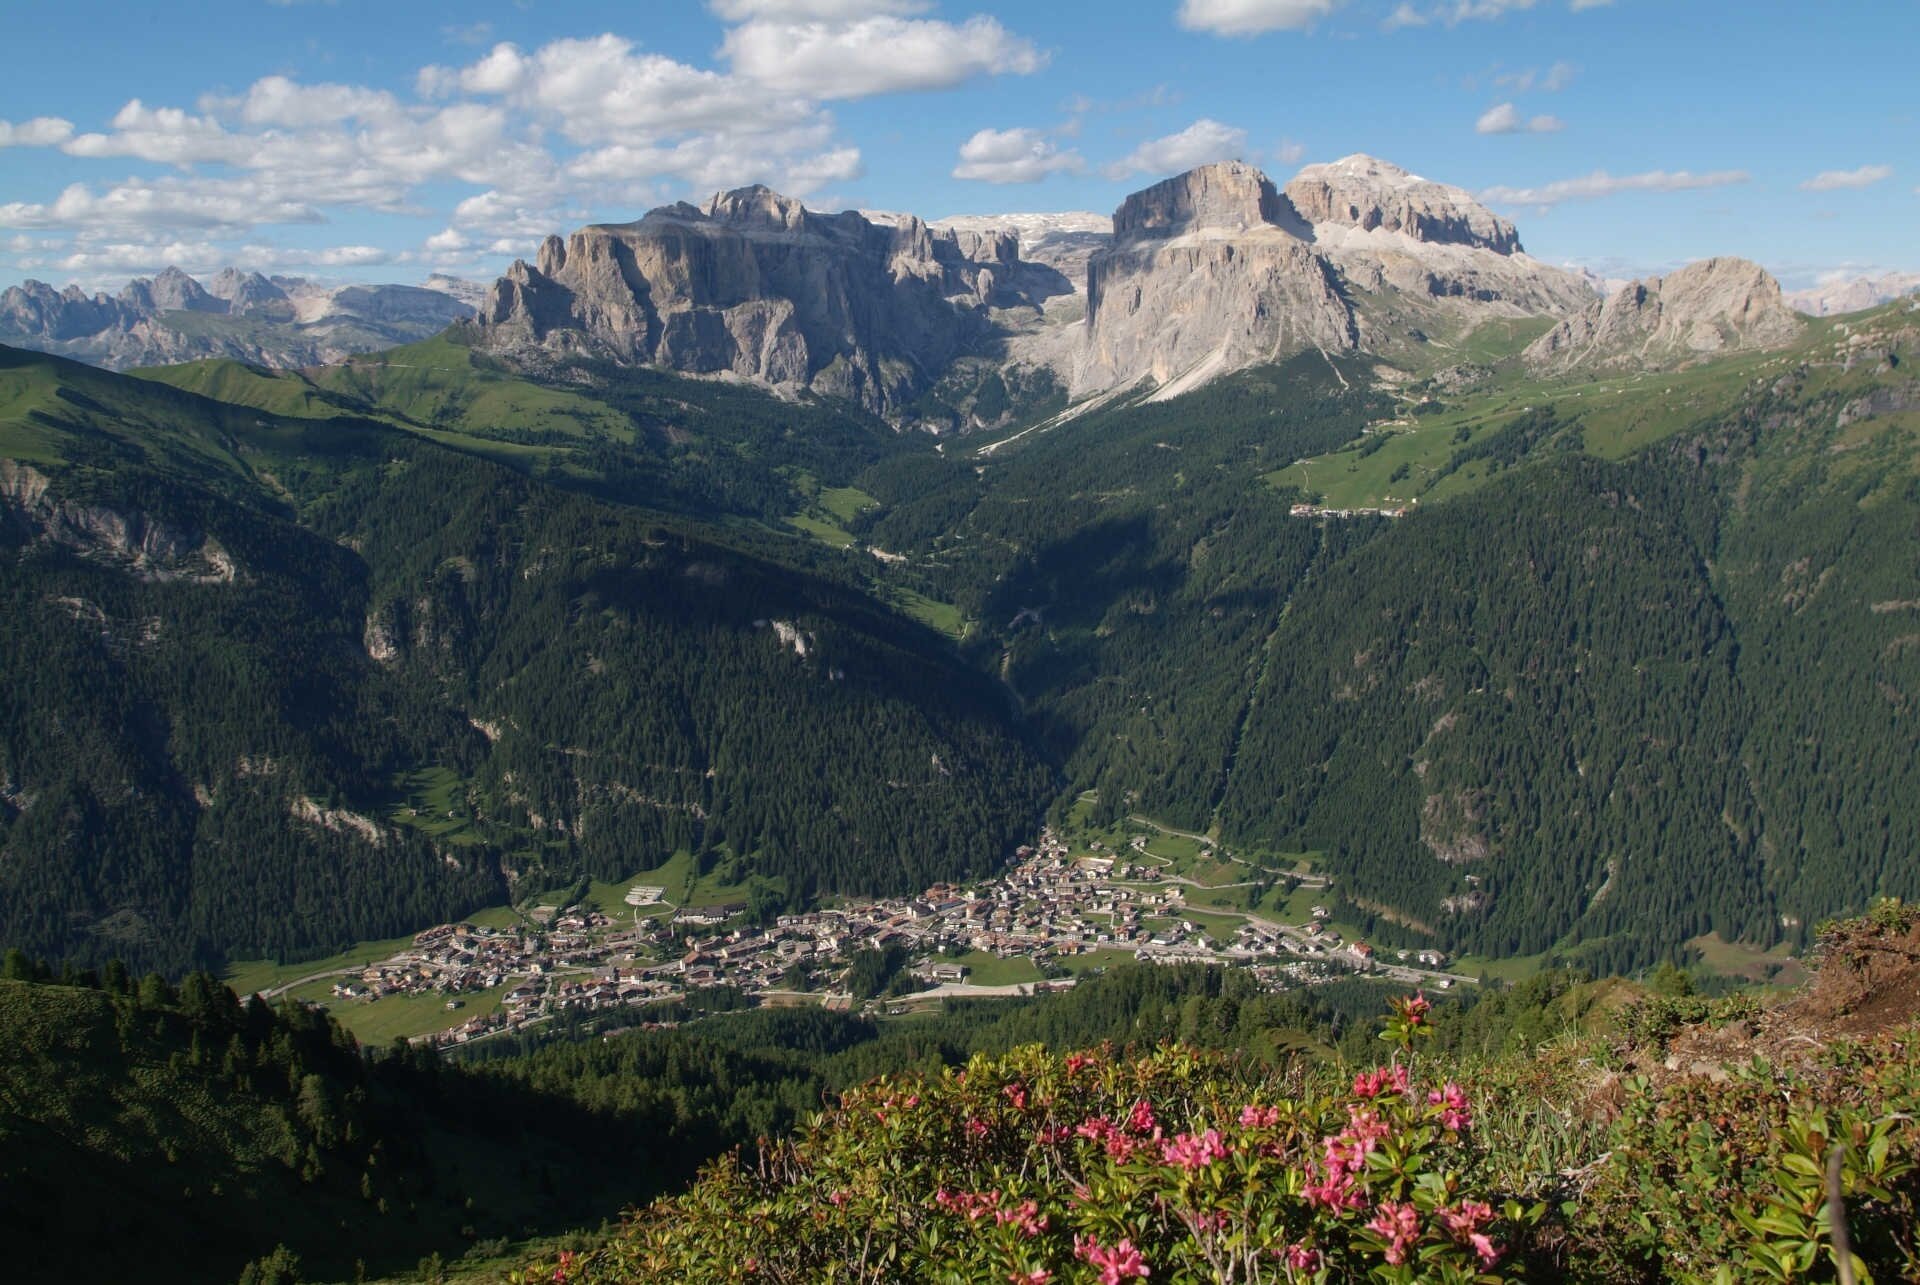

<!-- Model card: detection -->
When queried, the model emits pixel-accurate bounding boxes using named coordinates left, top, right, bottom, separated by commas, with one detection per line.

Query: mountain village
left=269, top=828, right=1475, bottom=1050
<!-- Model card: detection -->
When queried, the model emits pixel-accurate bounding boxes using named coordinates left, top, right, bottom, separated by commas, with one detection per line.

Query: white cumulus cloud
left=1799, top=164, right=1892, bottom=192
left=1479, top=167, right=1750, bottom=208
left=1176, top=0, right=1342, bottom=35
left=0, top=117, right=75, bottom=148
left=952, top=127, right=1084, bottom=183
left=0, top=179, right=323, bottom=235
left=709, top=0, right=929, bottom=16
left=1475, top=103, right=1564, bottom=135
left=721, top=15, right=1045, bottom=98
left=1106, top=118, right=1248, bottom=180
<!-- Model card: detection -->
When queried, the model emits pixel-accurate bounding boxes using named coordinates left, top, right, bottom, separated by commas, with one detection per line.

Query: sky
left=0, top=0, right=1913, bottom=294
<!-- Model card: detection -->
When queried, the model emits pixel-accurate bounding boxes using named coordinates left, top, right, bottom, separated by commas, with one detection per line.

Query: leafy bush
left=512, top=979, right=1920, bottom=1285
left=519, top=994, right=1543, bottom=1283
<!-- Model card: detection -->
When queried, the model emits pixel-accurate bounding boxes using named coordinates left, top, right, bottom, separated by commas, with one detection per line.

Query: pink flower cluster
left=935, top=1188, right=1001, bottom=1222
left=1160, top=1128, right=1228, bottom=1171
left=1281, top=1242, right=1322, bottom=1272
left=1074, top=1235, right=1151, bottom=1283
left=1238, top=1103, right=1281, bottom=1128
left=1366, top=1201, right=1421, bottom=1266
left=1352, top=1064, right=1411, bottom=1099
left=1428, top=1081, right=1471, bottom=1132
left=1074, top=1115, right=1143, bottom=1162
left=1440, top=1200, right=1501, bottom=1267
left=1303, top=1104, right=1394, bottom=1211
left=1003, top=1081, right=1030, bottom=1111
left=994, top=1199, right=1049, bottom=1239
left=934, top=1189, right=1049, bottom=1239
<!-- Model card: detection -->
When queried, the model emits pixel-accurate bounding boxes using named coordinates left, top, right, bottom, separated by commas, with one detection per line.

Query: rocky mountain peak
left=1112, top=161, right=1297, bottom=244
left=206, top=269, right=291, bottom=317
left=1524, top=255, right=1804, bottom=372
left=145, top=267, right=224, bottom=314
left=701, top=184, right=811, bottom=232
left=1284, top=154, right=1521, bottom=255
left=473, top=183, right=1042, bottom=416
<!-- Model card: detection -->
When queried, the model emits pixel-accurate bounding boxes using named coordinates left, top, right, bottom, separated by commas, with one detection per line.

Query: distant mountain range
left=0, top=267, right=481, bottom=371
left=468, top=154, right=1817, bottom=424
left=1785, top=271, right=1920, bottom=318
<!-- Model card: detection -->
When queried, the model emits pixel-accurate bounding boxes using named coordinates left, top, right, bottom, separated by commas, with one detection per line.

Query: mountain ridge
left=0, top=268, right=480, bottom=371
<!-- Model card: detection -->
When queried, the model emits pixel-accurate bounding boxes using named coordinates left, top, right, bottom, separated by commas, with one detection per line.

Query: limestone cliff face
left=1525, top=257, right=1805, bottom=373
left=474, top=186, right=1028, bottom=416
left=1284, top=155, right=1520, bottom=254
left=1071, top=157, right=1591, bottom=397
left=1285, top=155, right=1595, bottom=327
left=1077, top=163, right=1355, bottom=395
left=0, top=460, right=237, bottom=584
left=471, top=157, right=1607, bottom=413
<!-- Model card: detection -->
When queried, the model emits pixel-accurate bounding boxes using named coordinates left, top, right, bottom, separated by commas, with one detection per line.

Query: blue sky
left=0, top=0, right=1912, bottom=292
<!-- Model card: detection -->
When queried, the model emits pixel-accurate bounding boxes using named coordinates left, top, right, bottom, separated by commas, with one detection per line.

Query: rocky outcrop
left=1286, top=155, right=1595, bottom=327
left=0, top=268, right=476, bottom=371
left=473, top=186, right=1044, bottom=416
left=206, top=269, right=294, bottom=319
left=0, top=460, right=237, bottom=583
left=1077, top=163, right=1356, bottom=395
left=1525, top=257, right=1805, bottom=373
left=1284, top=155, right=1520, bottom=254
left=930, top=212, right=1111, bottom=288
left=1069, top=157, right=1593, bottom=397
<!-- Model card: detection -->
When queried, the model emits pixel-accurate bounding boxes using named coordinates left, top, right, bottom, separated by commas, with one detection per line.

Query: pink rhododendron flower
left=1127, top=1099, right=1158, bottom=1136
left=1352, top=1064, right=1411, bottom=1099
left=1161, top=1128, right=1228, bottom=1170
left=1009, top=1271, right=1052, bottom=1285
left=1367, top=1201, right=1421, bottom=1266
left=1439, top=1200, right=1494, bottom=1236
left=994, top=1199, right=1048, bottom=1238
left=1428, top=1081, right=1471, bottom=1131
left=1301, top=1157, right=1366, bottom=1211
left=1004, top=1082, right=1029, bottom=1110
left=1283, top=1242, right=1322, bottom=1271
left=1239, top=1104, right=1281, bottom=1128
left=1076, top=1236, right=1151, bottom=1283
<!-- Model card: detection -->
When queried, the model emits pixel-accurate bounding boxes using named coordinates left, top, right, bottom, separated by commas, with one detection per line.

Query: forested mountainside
left=840, top=303, right=1920, bottom=969
left=3, top=292, right=1916, bottom=978
left=0, top=958, right=679, bottom=1285
left=0, top=343, right=1050, bottom=974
